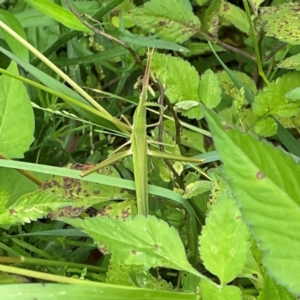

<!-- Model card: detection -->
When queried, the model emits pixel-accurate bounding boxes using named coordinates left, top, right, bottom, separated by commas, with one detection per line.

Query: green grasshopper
left=81, top=49, right=204, bottom=216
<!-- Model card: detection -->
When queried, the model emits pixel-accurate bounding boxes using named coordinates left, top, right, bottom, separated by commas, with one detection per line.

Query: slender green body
left=131, top=53, right=151, bottom=216
left=81, top=50, right=203, bottom=216
left=131, top=99, right=148, bottom=216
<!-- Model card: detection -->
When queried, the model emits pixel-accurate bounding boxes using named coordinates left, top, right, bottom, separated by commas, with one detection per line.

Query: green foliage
left=0, top=61, right=34, bottom=158
left=204, top=109, right=300, bottom=295
left=0, top=0, right=299, bottom=299
left=61, top=215, right=200, bottom=277
left=260, top=3, right=300, bottom=44
left=199, top=194, right=249, bottom=286
left=124, top=0, right=200, bottom=43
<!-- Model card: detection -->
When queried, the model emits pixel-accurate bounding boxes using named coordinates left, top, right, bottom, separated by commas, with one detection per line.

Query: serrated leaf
left=151, top=52, right=201, bottom=119
left=260, top=3, right=300, bottom=45
left=40, top=164, right=131, bottom=218
left=200, top=278, right=241, bottom=300
left=61, top=215, right=200, bottom=276
left=199, top=194, right=249, bottom=285
left=23, top=0, right=91, bottom=33
left=207, top=166, right=230, bottom=211
left=152, top=52, right=200, bottom=102
left=0, top=190, right=71, bottom=228
left=124, top=0, right=200, bottom=43
left=0, top=61, right=34, bottom=158
left=199, top=69, right=222, bottom=109
left=220, top=2, right=249, bottom=33
left=204, top=109, right=300, bottom=295
left=0, top=168, right=50, bottom=207
left=278, top=53, right=300, bottom=71
left=254, top=117, right=278, bottom=137
left=253, top=72, right=300, bottom=118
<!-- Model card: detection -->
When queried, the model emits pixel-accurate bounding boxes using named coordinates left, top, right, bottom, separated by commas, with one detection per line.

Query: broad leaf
left=199, top=194, right=249, bottom=285
left=0, top=61, right=34, bottom=158
left=254, top=117, right=278, bottom=137
left=61, top=215, right=200, bottom=277
left=278, top=53, right=300, bottom=71
left=200, top=278, right=241, bottom=300
left=124, top=0, right=200, bottom=43
left=253, top=72, right=300, bottom=118
left=40, top=164, right=132, bottom=219
left=220, top=2, right=249, bottom=34
left=204, top=109, right=300, bottom=295
left=260, top=3, right=300, bottom=45
left=198, top=69, right=222, bottom=109
left=0, top=190, right=71, bottom=228
left=151, top=52, right=201, bottom=119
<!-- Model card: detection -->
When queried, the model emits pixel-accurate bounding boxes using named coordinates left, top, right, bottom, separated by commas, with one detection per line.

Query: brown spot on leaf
left=256, top=171, right=265, bottom=180
left=9, top=209, right=17, bottom=216
left=132, top=250, right=137, bottom=255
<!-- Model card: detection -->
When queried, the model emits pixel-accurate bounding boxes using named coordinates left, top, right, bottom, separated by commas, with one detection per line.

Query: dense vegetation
left=0, top=0, right=299, bottom=299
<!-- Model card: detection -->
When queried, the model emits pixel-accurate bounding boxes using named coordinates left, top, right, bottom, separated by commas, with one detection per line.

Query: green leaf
left=200, top=278, right=241, bottom=300
left=124, top=0, right=200, bottom=43
left=199, top=194, right=249, bottom=285
left=253, top=72, right=300, bottom=118
left=0, top=190, right=71, bottom=228
left=163, top=120, right=205, bottom=153
left=152, top=52, right=201, bottom=119
left=254, top=117, right=278, bottom=137
left=0, top=168, right=49, bottom=207
left=260, top=3, right=300, bottom=45
left=23, top=0, right=91, bottom=33
left=239, top=243, right=264, bottom=290
left=60, top=215, right=200, bottom=277
left=248, top=0, right=265, bottom=14
left=278, top=53, right=300, bottom=71
left=258, top=275, right=297, bottom=300
left=0, top=61, right=34, bottom=158
left=0, top=9, right=29, bottom=62
left=39, top=165, right=131, bottom=218
left=204, top=0, right=222, bottom=36
left=220, top=2, right=249, bottom=33
left=199, top=69, right=222, bottom=109
left=217, top=70, right=257, bottom=102
left=286, top=86, right=300, bottom=101
left=0, top=46, right=119, bottom=132
left=204, top=109, right=300, bottom=295
left=183, top=180, right=211, bottom=199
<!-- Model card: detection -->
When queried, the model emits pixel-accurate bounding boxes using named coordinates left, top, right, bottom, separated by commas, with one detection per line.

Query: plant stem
left=0, top=256, right=106, bottom=273
left=243, top=0, right=270, bottom=85
left=0, top=153, right=43, bottom=186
